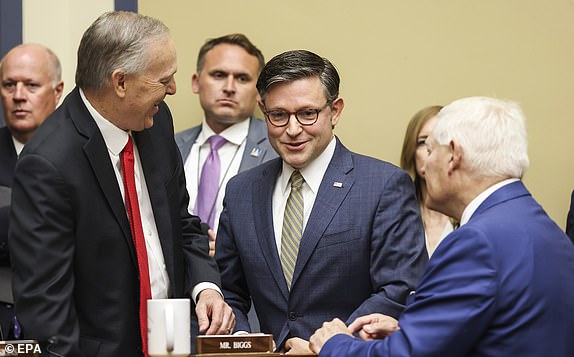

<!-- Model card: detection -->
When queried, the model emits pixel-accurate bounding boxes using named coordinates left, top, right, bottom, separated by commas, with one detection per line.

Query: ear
left=54, top=80, right=64, bottom=104
left=448, top=140, right=463, bottom=174
left=111, top=69, right=127, bottom=98
left=191, top=72, right=200, bottom=94
left=257, top=98, right=266, bottom=113
left=330, top=97, right=344, bottom=127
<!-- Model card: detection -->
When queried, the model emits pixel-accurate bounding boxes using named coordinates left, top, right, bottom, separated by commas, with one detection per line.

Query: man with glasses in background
left=215, top=49, right=427, bottom=353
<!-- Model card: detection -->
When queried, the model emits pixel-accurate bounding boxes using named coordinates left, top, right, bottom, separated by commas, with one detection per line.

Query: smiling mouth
left=284, top=141, right=306, bottom=151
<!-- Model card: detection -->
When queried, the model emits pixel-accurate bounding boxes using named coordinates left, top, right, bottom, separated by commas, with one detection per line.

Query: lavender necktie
left=196, top=135, right=227, bottom=228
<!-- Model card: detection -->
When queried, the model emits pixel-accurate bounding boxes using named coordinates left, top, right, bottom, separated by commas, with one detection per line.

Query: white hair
left=432, top=96, right=529, bottom=179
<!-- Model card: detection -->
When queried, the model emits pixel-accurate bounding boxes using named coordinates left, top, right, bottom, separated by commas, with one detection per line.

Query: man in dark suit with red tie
left=9, top=11, right=234, bottom=356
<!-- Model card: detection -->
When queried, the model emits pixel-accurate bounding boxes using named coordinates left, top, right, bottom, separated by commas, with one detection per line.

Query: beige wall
left=23, top=0, right=114, bottom=99
left=140, top=0, right=574, bottom=227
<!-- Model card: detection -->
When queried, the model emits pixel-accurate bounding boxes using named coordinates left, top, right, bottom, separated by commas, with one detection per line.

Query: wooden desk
left=193, top=354, right=315, bottom=357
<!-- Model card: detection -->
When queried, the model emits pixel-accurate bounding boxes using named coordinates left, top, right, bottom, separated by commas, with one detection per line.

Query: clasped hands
left=308, top=313, right=400, bottom=354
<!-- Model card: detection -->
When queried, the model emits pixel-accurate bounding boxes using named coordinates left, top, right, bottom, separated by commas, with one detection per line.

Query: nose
left=285, top=113, right=303, bottom=136
left=13, top=82, right=26, bottom=101
left=166, top=77, right=176, bottom=95
left=222, top=75, right=236, bottom=94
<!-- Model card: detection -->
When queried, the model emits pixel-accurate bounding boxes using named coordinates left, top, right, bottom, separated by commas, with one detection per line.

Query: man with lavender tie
left=196, top=134, right=227, bottom=228
left=175, top=33, right=277, bottom=338
left=176, top=34, right=277, bottom=243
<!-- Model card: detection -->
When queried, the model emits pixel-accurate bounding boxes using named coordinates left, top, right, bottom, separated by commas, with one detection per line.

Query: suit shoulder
left=228, top=157, right=280, bottom=184
left=22, top=105, right=76, bottom=157
left=249, top=117, right=267, bottom=129
left=349, top=151, right=406, bottom=175
left=175, top=124, right=201, bottom=139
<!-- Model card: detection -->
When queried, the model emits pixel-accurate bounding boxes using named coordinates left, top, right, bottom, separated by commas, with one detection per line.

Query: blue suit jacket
left=215, top=138, right=427, bottom=348
left=321, top=181, right=574, bottom=357
left=175, top=117, right=277, bottom=173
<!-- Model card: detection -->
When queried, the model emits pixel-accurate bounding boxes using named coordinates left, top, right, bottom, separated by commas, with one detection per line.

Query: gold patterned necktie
left=281, top=170, right=304, bottom=290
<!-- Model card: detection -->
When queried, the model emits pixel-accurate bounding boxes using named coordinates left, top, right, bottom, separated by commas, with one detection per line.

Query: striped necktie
left=281, top=170, right=304, bottom=290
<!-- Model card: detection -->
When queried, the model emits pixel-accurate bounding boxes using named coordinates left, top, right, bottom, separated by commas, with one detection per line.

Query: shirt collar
left=460, top=178, right=520, bottom=226
left=79, top=88, right=129, bottom=155
left=279, top=136, right=337, bottom=195
left=12, top=136, right=25, bottom=156
left=197, top=118, right=250, bottom=146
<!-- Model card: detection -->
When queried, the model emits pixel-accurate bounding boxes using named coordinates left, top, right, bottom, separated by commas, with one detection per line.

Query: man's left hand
left=283, top=337, right=314, bottom=355
left=196, top=288, right=235, bottom=335
left=309, top=318, right=352, bottom=354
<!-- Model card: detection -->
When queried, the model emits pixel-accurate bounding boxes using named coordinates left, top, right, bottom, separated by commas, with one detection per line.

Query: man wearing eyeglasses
left=215, top=50, right=427, bottom=353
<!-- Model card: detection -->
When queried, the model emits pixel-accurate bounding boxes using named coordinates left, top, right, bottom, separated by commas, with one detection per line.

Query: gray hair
left=433, top=96, right=529, bottom=179
left=256, top=50, right=339, bottom=104
left=75, top=11, right=170, bottom=91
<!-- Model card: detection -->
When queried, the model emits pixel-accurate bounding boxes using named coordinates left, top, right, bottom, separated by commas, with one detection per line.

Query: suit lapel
left=177, top=126, right=200, bottom=163
left=291, top=140, right=354, bottom=288
left=252, top=159, right=290, bottom=298
left=68, top=88, right=137, bottom=267
left=238, top=117, right=271, bottom=173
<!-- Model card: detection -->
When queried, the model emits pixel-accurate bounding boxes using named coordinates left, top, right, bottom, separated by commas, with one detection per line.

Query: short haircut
left=196, top=33, right=264, bottom=73
left=0, top=44, right=62, bottom=89
left=433, top=96, right=529, bottom=179
left=256, top=50, right=340, bottom=104
left=76, top=11, right=170, bottom=91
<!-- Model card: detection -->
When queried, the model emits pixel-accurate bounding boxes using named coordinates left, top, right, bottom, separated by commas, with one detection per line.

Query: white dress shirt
left=12, top=136, right=24, bottom=156
left=272, top=136, right=337, bottom=253
left=183, top=119, right=249, bottom=233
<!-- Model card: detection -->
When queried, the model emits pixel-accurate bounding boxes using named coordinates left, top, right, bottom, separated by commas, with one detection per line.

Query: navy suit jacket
left=9, top=88, right=220, bottom=356
left=215, top=138, right=427, bottom=349
left=321, top=181, right=574, bottom=357
left=175, top=117, right=277, bottom=173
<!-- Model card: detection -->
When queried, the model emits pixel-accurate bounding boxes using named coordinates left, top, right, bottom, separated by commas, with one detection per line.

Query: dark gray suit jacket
left=9, top=88, right=220, bottom=356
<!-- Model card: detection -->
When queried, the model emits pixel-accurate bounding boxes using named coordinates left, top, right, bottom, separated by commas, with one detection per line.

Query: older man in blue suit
left=215, top=50, right=427, bottom=353
left=310, top=97, right=574, bottom=357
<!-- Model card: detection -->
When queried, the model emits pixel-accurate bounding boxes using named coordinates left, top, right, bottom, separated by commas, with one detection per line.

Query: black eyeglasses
left=264, top=102, right=331, bottom=127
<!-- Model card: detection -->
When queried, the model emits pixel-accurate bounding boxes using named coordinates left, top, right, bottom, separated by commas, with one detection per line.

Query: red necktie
left=121, top=135, right=152, bottom=357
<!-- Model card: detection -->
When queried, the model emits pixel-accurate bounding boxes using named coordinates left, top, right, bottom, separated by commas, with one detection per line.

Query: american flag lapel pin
left=250, top=147, right=261, bottom=157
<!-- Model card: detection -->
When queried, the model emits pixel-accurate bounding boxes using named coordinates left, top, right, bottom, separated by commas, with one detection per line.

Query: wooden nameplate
left=195, top=334, right=274, bottom=355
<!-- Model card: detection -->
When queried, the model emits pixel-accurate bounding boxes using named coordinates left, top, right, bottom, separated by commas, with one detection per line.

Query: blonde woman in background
left=400, top=105, right=456, bottom=256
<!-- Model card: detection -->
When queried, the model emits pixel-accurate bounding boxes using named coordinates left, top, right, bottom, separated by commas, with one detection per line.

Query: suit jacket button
left=288, top=312, right=297, bottom=321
